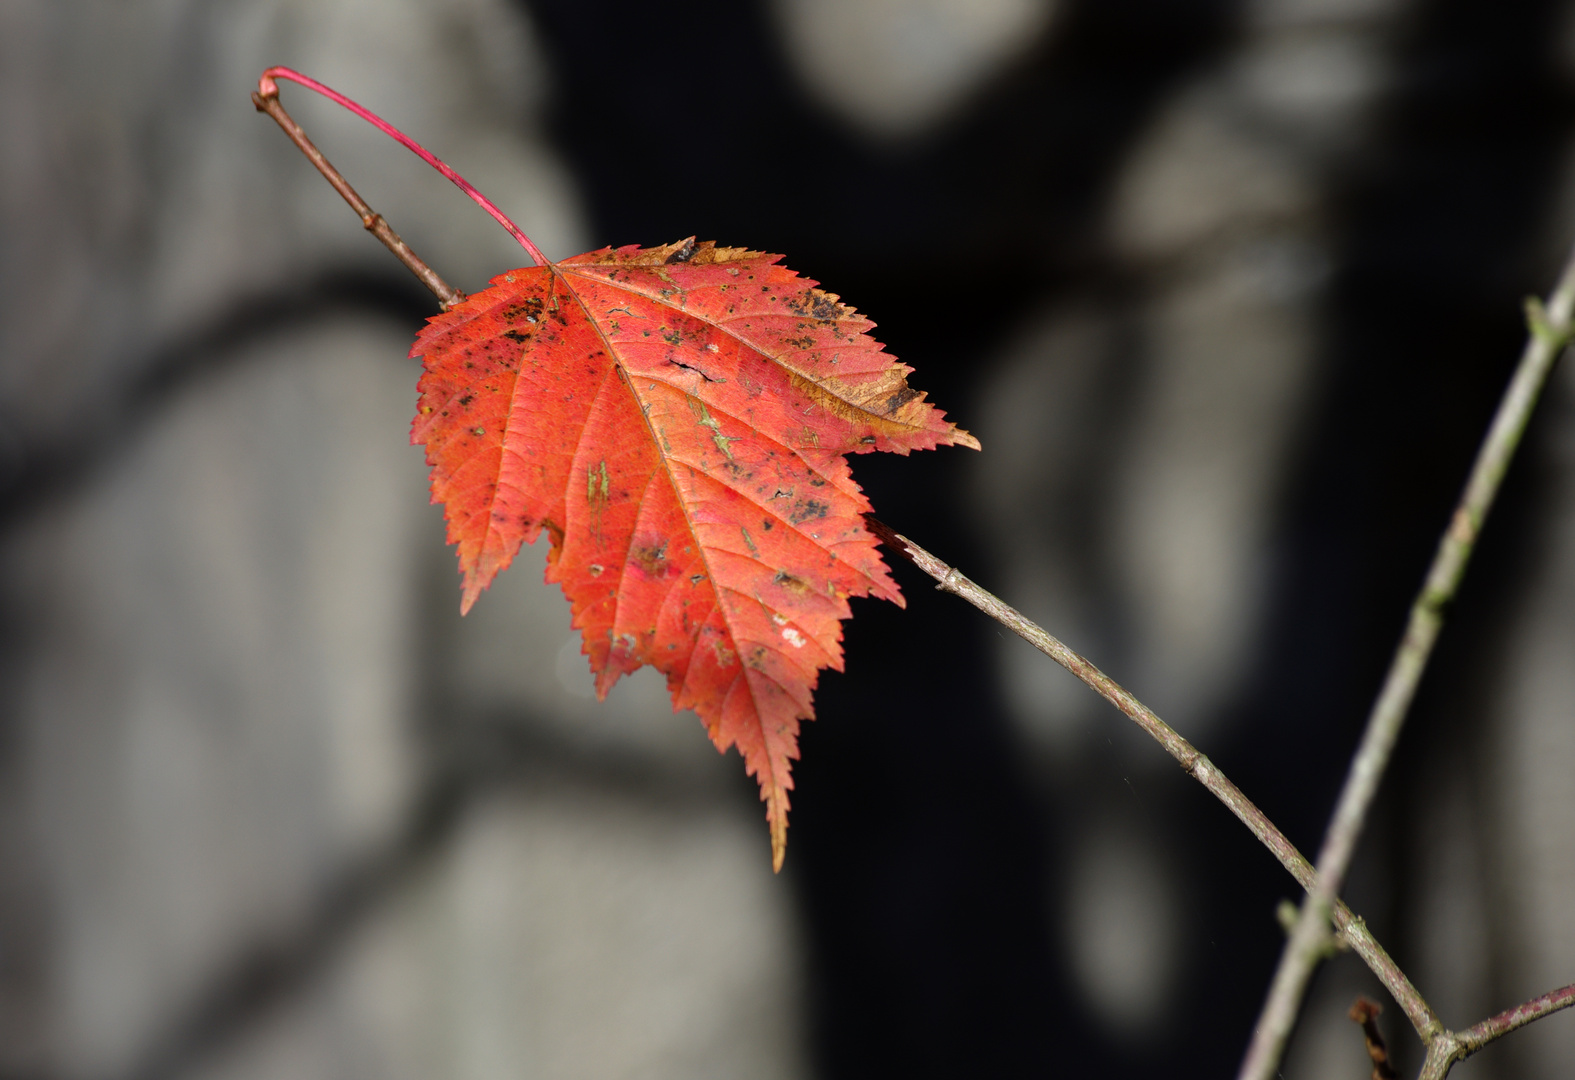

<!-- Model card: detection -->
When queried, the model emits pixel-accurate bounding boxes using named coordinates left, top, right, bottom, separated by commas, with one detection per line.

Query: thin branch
left=861, top=516, right=1442, bottom=1040
left=1459, top=982, right=1575, bottom=1051
left=869, top=520, right=1571, bottom=1075
left=1349, top=997, right=1399, bottom=1080
left=1238, top=246, right=1575, bottom=1080
left=1418, top=983, right=1575, bottom=1080
left=251, top=86, right=465, bottom=310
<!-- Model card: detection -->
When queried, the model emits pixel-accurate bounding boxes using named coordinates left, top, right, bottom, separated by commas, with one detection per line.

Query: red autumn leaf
left=254, top=60, right=980, bottom=868
left=410, top=237, right=978, bottom=868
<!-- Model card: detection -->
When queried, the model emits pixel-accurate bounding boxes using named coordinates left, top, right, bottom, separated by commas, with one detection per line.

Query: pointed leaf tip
left=771, top=816, right=787, bottom=874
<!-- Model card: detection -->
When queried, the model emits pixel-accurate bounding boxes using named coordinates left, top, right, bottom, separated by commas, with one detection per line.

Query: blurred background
left=2, top=0, right=1574, bottom=1077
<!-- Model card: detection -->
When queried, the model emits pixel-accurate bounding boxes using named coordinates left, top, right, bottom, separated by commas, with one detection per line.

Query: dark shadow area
left=527, top=0, right=1575, bottom=1075
left=524, top=1, right=1250, bottom=1076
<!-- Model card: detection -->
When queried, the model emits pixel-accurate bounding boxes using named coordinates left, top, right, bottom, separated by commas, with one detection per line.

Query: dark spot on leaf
left=883, top=387, right=920, bottom=413
left=773, top=570, right=810, bottom=594
left=632, top=541, right=670, bottom=577
left=790, top=500, right=829, bottom=524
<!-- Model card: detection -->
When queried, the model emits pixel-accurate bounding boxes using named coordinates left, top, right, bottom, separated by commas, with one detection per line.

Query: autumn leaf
left=410, top=237, right=978, bottom=868
left=249, top=66, right=978, bottom=867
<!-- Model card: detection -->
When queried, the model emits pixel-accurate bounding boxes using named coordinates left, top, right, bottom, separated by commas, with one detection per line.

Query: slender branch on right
left=1418, top=983, right=1575, bottom=1080
left=1458, top=982, right=1575, bottom=1050
left=863, top=517, right=1441, bottom=1041
left=1237, top=246, right=1575, bottom=1080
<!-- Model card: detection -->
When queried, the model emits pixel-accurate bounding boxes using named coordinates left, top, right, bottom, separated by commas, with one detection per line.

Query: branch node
left=1525, top=296, right=1573, bottom=349
left=1277, top=899, right=1346, bottom=958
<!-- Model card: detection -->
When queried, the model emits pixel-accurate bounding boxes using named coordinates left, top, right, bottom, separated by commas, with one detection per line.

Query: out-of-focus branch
left=862, top=516, right=1441, bottom=1040
left=1238, top=246, right=1575, bottom=1080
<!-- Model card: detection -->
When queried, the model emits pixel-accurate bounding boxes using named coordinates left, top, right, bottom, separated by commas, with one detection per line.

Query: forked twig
left=1239, top=248, right=1575, bottom=1080
left=1418, top=983, right=1575, bottom=1079
left=252, top=66, right=1575, bottom=1078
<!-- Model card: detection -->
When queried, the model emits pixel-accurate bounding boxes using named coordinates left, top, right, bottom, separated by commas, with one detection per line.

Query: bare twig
left=252, top=83, right=464, bottom=309
left=866, top=519, right=1575, bottom=1074
left=1239, top=247, right=1575, bottom=1080
left=861, top=516, right=1441, bottom=1039
left=1457, top=982, right=1575, bottom=1050
left=1349, top=997, right=1399, bottom=1080
left=1417, top=983, right=1575, bottom=1080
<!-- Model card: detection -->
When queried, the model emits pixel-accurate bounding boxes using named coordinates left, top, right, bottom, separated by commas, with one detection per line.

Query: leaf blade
left=411, top=241, right=977, bottom=866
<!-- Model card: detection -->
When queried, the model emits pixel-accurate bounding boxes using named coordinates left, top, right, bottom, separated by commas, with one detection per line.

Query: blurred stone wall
left=2, top=1, right=1574, bottom=1079
left=0, top=4, right=804, bottom=1080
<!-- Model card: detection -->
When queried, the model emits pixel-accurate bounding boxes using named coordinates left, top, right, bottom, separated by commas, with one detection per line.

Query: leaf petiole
left=257, top=66, right=549, bottom=267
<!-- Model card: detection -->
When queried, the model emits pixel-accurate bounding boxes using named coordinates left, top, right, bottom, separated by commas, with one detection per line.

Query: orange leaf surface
left=410, top=237, right=978, bottom=868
